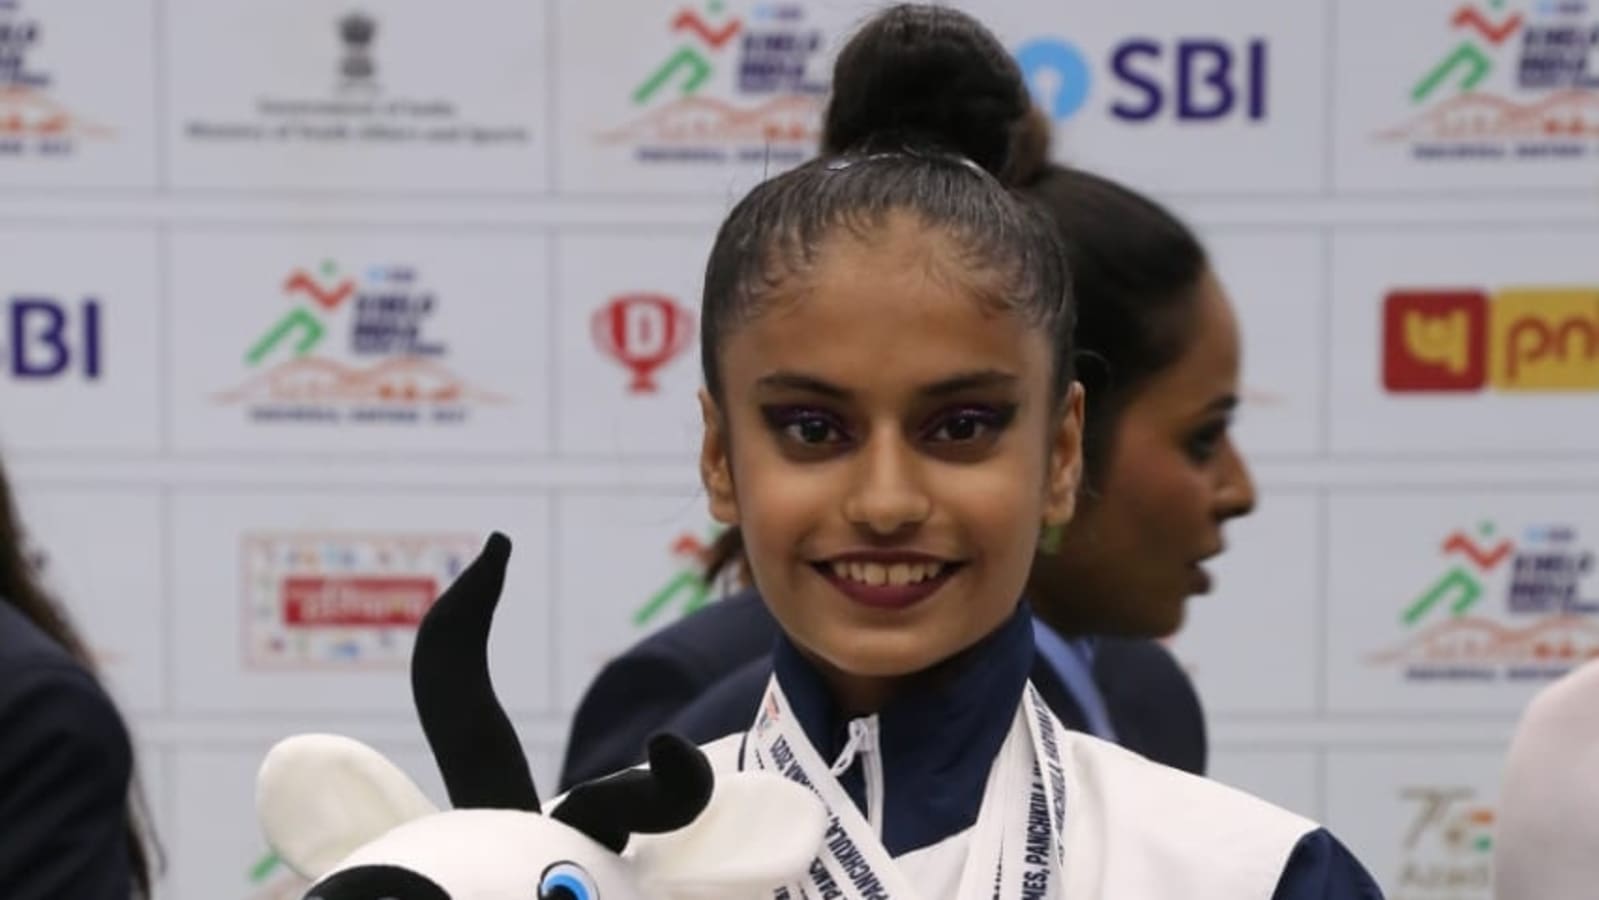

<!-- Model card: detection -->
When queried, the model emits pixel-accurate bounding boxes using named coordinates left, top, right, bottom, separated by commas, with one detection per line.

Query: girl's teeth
left=830, top=561, right=945, bottom=585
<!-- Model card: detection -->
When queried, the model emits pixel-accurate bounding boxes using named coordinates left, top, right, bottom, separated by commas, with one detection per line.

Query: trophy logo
left=337, top=11, right=377, bottom=92
left=592, top=293, right=696, bottom=393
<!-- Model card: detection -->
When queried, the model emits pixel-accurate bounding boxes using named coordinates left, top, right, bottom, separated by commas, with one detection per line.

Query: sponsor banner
left=1330, top=228, right=1599, bottom=455
left=1325, top=749, right=1504, bottom=900
left=1328, top=490, right=1599, bottom=712
left=169, top=228, right=549, bottom=455
left=171, top=489, right=551, bottom=713
left=1336, top=0, right=1599, bottom=192
left=164, top=0, right=546, bottom=192
left=0, top=226, right=161, bottom=453
left=978, top=0, right=1325, bottom=193
left=556, top=230, right=710, bottom=457
left=0, top=0, right=157, bottom=187
left=553, top=0, right=849, bottom=195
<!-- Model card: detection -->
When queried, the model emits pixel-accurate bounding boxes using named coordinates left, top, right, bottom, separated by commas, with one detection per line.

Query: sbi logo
left=3, top=297, right=102, bottom=379
left=1016, top=37, right=1268, bottom=123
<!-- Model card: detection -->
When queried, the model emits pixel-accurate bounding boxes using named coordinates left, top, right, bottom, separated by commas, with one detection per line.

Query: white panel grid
left=1, top=1, right=1597, bottom=896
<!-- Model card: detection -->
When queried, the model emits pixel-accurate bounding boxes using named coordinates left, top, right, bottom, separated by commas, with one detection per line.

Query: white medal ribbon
left=745, top=676, right=1072, bottom=900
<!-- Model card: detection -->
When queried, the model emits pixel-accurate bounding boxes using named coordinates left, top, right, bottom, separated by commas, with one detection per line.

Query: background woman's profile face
left=699, top=211, right=1081, bottom=681
left=1041, top=271, right=1256, bottom=638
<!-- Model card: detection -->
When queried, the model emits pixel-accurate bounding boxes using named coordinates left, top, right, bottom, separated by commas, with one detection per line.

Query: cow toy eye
left=539, top=861, right=598, bottom=900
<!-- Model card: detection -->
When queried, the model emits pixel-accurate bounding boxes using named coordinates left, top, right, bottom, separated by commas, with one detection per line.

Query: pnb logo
left=2, top=296, right=101, bottom=380
left=1383, top=287, right=1599, bottom=392
left=1016, top=35, right=1268, bottom=124
left=593, top=293, right=695, bottom=394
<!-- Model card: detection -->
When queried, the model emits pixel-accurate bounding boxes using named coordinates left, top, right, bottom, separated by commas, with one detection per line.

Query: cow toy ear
left=257, top=734, right=439, bottom=879
left=630, top=769, right=826, bottom=899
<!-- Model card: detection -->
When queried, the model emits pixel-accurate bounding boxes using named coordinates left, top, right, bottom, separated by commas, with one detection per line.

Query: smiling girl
left=637, top=5, right=1386, bottom=897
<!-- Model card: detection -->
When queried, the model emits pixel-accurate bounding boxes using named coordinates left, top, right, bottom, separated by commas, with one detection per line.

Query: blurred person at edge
left=1493, top=658, right=1599, bottom=900
left=0, top=456, right=160, bottom=898
left=561, top=101, right=1256, bottom=792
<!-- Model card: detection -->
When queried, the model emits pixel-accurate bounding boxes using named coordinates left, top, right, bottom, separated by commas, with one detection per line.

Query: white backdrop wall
left=2, top=0, right=1597, bottom=896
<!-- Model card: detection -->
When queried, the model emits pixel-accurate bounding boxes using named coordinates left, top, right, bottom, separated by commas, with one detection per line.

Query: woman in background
left=0, top=457, right=158, bottom=898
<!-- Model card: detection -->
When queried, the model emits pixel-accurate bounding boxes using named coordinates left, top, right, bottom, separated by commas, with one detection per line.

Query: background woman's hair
left=1015, top=143, right=1210, bottom=487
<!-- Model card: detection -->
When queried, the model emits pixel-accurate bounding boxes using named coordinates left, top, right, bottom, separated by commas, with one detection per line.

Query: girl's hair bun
left=822, top=4, right=1036, bottom=181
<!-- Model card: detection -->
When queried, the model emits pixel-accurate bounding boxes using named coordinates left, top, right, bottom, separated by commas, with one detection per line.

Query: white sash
left=744, top=675, right=1072, bottom=900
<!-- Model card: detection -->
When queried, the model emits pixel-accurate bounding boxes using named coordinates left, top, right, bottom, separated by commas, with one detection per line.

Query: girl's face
left=700, top=212, right=1082, bottom=690
left=1035, top=271, right=1255, bottom=638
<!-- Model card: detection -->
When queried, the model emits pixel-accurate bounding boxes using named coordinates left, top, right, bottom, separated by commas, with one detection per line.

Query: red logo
left=593, top=293, right=696, bottom=393
left=281, top=576, right=436, bottom=627
left=1383, top=290, right=1488, bottom=392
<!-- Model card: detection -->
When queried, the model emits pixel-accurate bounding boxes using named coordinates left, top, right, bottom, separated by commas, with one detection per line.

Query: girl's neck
left=813, top=661, right=912, bottom=718
left=797, top=633, right=995, bottom=719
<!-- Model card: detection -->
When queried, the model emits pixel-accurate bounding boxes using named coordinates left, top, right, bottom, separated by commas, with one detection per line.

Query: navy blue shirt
left=0, top=600, right=134, bottom=900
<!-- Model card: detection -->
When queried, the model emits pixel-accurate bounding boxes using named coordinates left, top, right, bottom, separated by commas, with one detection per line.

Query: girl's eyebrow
left=921, top=370, right=1018, bottom=398
left=755, top=372, right=849, bottom=399
left=754, top=370, right=1019, bottom=400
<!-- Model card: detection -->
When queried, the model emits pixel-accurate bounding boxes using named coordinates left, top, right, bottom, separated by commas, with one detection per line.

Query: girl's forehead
left=748, top=221, right=1018, bottom=331
left=724, top=280, right=1046, bottom=395
left=714, top=213, right=1052, bottom=391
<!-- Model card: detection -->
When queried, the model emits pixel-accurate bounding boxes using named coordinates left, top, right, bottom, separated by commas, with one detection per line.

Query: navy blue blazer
left=559, top=589, right=1207, bottom=789
left=0, top=601, right=133, bottom=900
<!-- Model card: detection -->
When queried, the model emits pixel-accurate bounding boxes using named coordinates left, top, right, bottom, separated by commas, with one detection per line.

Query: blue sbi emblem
left=1015, top=38, right=1092, bottom=121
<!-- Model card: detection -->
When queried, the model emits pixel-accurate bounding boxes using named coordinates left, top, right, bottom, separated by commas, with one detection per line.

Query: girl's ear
left=699, top=389, right=739, bottom=526
left=1043, top=382, right=1085, bottom=528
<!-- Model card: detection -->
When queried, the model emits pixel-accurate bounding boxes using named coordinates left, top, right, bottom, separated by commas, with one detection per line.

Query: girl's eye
left=788, top=416, right=841, bottom=445
left=762, top=407, right=849, bottom=446
left=924, top=406, right=1014, bottom=444
left=539, top=861, right=598, bottom=900
left=1186, top=422, right=1229, bottom=463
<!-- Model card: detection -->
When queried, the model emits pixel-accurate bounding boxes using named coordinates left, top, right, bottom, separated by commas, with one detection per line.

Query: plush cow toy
left=255, top=533, right=827, bottom=900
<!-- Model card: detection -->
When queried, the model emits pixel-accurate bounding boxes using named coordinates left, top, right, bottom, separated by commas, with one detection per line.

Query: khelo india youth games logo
left=211, top=259, right=508, bottom=426
left=596, top=1, right=828, bottom=167
left=1374, top=0, right=1599, bottom=163
left=1366, top=520, right=1599, bottom=681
